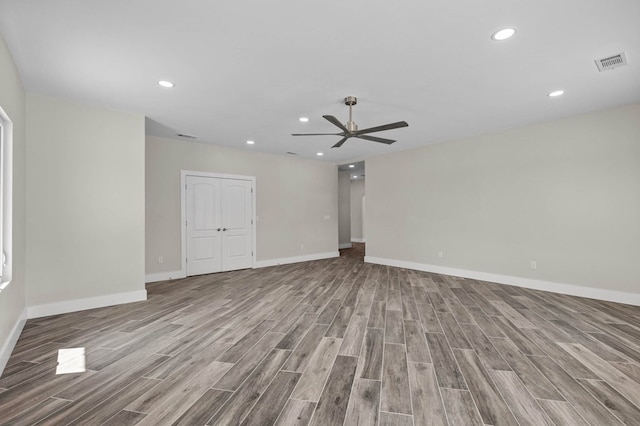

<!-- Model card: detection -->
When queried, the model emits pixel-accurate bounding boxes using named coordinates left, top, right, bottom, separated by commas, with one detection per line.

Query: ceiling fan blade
left=291, top=133, right=343, bottom=136
left=355, top=121, right=409, bottom=135
left=355, top=134, right=396, bottom=145
left=332, top=136, right=349, bottom=148
left=323, top=115, right=349, bottom=132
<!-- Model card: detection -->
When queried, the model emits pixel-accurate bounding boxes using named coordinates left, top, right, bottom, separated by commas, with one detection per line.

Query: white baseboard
left=255, top=251, right=340, bottom=268
left=339, top=243, right=353, bottom=249
left=149, top=253, right=340, bottom=279
left=145, top=270, right=186, bottom=283
left=0, top=308, right=27, bottom=377
left=351, top=238, right=365, bottom=243
left=365, top=256, right=640, bottom=307
left=27, top=289, right=148, bottom=319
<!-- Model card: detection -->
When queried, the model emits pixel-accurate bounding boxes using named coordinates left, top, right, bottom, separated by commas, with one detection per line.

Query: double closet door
left=185, top=175, right=253, bottom=276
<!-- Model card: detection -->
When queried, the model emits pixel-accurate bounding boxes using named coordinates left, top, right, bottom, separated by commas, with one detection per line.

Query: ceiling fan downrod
left=345, top=96, right=358, bottom=133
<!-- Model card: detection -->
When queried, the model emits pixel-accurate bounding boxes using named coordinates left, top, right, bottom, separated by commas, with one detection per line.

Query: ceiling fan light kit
left=291, top=96, right=409, bottom=148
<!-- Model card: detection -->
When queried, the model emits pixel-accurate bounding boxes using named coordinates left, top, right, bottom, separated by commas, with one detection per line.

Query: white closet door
left=186, top=176, right=222, bottom=275
left=221, top=179, right=253, bottom=271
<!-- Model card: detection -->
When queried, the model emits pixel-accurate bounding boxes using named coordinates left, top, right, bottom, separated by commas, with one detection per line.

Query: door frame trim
left=180, top=170, right=257, bottom=277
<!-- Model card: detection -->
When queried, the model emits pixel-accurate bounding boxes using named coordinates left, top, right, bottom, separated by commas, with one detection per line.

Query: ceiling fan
left=292, top=96, right=409, bottom=148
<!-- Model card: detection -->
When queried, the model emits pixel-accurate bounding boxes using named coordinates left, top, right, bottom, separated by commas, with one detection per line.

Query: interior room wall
left=0, top=35, right=27, bottom=372
left=25, top=95, right=146, bottom=313
left=366, top=103, right=640, bottom=300
left=146, top=135, right=338, bottom=276
left=338, top=171, right=351, bottom=248
left=350, top=179, right=365, bottom=242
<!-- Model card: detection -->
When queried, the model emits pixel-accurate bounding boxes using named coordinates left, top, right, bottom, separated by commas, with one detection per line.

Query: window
left=0, top=105, right=13, bottom=291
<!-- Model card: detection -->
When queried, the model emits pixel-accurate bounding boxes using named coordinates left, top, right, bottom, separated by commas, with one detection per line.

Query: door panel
left=226, top=235, right=248, bottom=257
left=194, top=184, right=216, bottom=230
left=221, top=179, right=253, bottom=271
left=186, top=176, right=222, bottom=275
left=194, top=236, right=216, bottom=259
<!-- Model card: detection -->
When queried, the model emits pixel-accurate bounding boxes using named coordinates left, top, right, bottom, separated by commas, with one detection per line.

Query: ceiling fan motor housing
left=344, top=96, right=357, bottom=106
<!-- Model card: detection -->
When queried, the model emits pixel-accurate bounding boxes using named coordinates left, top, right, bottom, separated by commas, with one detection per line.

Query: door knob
left=217, top=228, right=221, bottom=231
left=222, top=228, right=227, bottom=231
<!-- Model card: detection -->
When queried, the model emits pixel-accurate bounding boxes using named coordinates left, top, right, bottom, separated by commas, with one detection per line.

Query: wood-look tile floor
left=2, top=245, right=640, bottom=425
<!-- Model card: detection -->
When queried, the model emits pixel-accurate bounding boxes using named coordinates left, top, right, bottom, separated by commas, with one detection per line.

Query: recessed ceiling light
left=299, top=117, right=309, bottom=122
left=246, top=140, right=255, bottom=145
left=548, top=90, right=565, bottom=97
left=349, top=164, right=355, bottom=168
left=157, top=80, right=174, bottom=88
left=317, top=152, right=323, bottom=156
left=353, top=175, right=358, bottom=179
left=491, top=28, right=516, bottom=41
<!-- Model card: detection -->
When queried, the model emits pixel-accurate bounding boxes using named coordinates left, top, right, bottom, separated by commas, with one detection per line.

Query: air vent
left=286, top=152, right=298, bottom=155
left=595, top=52, right=628, bottom=72
left=177, top=133, right=197, bottom=139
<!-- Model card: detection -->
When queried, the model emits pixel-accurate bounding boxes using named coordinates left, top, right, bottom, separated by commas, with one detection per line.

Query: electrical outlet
left=158, top=256, right=164, bottom=264
left=324, top=215, right=331, bottom=220
left=300, top=243, right=304, bottom=250
left=530, top=260, right=537, bottom=270
left=438, top=251, right=444, bottom=259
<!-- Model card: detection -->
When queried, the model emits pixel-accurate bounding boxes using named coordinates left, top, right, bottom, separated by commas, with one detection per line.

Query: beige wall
left=366, top=103, right=640, bottom=294
left=146, top=135, right=338, bottom=274
left=338, top=171, right=351, bottom=247
left=0, top=36, right=26, bottom=362
left=350, top=179, right=365, bottom=241
left=26, top=95, right=145, bottom=306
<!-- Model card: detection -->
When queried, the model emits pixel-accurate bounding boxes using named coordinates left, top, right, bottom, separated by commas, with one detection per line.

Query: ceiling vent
left=177, top=133, right=197, bottom=139
left=595, top=52, right=628, bottom=72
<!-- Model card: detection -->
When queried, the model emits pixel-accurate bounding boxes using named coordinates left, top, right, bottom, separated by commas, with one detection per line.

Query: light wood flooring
left=1, top=244, right=640, bottom=425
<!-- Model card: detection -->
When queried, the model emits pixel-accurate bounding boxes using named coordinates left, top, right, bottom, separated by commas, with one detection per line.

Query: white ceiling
left=1, top=0, right=638, bottom=164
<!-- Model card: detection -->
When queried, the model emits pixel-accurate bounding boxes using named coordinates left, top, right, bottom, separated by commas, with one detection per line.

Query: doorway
left=337, top=161, right=365, bottom=259
left=181, top=171, right=256, bottom=276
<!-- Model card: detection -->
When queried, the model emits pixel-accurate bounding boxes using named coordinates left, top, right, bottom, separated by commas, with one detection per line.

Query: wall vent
left=595, top=52, right=628, bottom=72
left=177, top=133, right=197, bottom=139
